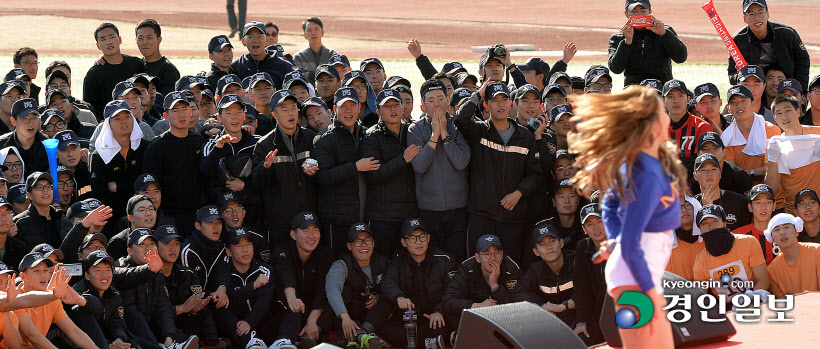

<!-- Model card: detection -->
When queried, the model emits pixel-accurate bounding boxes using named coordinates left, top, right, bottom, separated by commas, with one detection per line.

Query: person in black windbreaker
left=230, top=21, right=294, bottom=89
left=608, top=0, right=688, bottom=86
left=179, top=205, right=230, bottom=307
left=513, top=221, right=576, bottom=326
left=341, top=71, right=379, bottom=129
left=13, top=172, right=72, bottom=249
left=271, top=212, right=334, bottom=345
left=217, top=191, right=269, bottom=264
left=251, top=90, right=317, bottom=243
left=382, top=218, right=458, bottom=348
left=313, top=87, right=380, bottom=254
left=217, top=227, right=300, bottom=349
left=453, top=81, right=542, bottom=262
left=0, top=195, right=27, bottom=269
left=73, top=250, right=133, bottom=349
left=441, top=234, right=521, bottom=331
left=572, top=203, right=608, bottom=346
left=360, top=89, right=419, bottom=255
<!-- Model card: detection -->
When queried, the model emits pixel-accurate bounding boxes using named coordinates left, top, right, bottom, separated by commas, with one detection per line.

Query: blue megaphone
left=43, top=139, right=59, bottom=204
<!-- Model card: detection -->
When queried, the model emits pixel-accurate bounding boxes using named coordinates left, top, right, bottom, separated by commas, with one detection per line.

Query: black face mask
left=675, top=227, right=700, bottom=244
left=700, top=227, right=734, bottom=256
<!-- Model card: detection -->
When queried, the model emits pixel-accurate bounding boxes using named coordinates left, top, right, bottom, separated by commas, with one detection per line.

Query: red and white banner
left=629, top=16, right=652, bottom=28
left=702, top=0, right=747, bottom=70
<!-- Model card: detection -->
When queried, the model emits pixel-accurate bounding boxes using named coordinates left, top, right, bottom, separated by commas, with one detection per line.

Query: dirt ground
left=5, top=0, right=819, bottom=62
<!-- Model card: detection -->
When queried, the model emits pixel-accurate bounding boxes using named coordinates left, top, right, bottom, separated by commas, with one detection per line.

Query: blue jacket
left=230, top=52, right=294, bottom=89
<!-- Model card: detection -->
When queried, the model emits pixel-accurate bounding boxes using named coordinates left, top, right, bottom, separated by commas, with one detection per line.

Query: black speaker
left=599, top=271, right=736, bottom=348
left=454, top=302, right=587, bottom=349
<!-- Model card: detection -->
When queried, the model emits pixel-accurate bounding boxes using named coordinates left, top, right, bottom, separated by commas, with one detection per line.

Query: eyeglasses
left=223, top=206, right=244, bottom=215
left=681, top=202, right=694, bottom=210
left=544, top=97, right=566, bottom=104
left=589, top=83, right=613, bottom=92
left=555, top=165, right=576, bottom=173
left=797, top=201, right=819, bottom=209
left=404, top=233, right=429, bottom=244
left=350, top=84, right=368, bottom=90
left=1, top=95, right=23, bottom=101
left=20, top=116, right=40, bottom=124
left=19, top=60, right=38, bottom=67
left=3, top=161, right=21, bottom=170
left=32, top=184, right=54, bottom=192
left=245, top=34, right=266, bottom=42
left=48, top=83, right=69, bottom=91
left=744, top=10, right=767, bottom=19
left=43, top=121, right=66, bottom=132
left=352, top=236, right=374, bottom=247
left=135, top=206, right=157, bottom=215
left=267, top=32, right=279, bottom=37
left=363, top=69, right=384, bottom=77
left=57, top=180, right=74, bottom=189
left=480, top=251, right=503, bottom=259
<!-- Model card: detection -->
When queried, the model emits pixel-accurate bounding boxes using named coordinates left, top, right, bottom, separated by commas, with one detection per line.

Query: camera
left=489, top=44, right=506, bottom=58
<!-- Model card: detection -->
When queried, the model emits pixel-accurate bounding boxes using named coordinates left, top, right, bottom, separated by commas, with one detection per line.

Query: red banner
left=703, top=0, right=747, bottom=69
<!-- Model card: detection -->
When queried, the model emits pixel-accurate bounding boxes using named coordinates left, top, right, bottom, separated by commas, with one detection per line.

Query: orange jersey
left=694, top=234, right=766, bottom=299
left=767, top=243, right=820, bottom=297
left=667, top=239, right=705, bottom=281
left=777, top=126, right=820, bottom=214
left=14, top=296, right=66, bottom=349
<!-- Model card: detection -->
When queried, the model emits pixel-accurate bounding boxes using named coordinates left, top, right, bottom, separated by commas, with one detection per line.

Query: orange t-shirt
left=667, top=238, right=705, bottom=281
left=777, top=126, right=820, bottom=215
left=693, top=234, right=766, bottom=299
left=0, top=297, right=18, bottom=349
left=767, top=243, right=820, bottom=298
left=14, top=295, right=67, bottom=349
left=724, top=121, right=783, bottom=208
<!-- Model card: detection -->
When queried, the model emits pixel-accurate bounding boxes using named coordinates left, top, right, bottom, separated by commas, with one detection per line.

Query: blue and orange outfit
left=602, top=152, right=681, bottom=293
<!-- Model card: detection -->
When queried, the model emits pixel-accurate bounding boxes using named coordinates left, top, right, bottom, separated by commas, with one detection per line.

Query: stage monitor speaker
left=599, top=271, right=736, bottom=348
left=454, top=302, right=586, bottom=349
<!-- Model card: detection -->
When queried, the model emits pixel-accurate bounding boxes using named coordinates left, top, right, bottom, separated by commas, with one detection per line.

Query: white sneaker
left=164, top=335, right=199, bottom=349
left=246, top=331, right=268, bottom=349
left=270, top=338, right=297, bottom=349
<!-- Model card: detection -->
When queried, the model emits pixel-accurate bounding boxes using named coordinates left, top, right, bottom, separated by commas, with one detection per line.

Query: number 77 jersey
left=669, top=112, right=714, bottom=175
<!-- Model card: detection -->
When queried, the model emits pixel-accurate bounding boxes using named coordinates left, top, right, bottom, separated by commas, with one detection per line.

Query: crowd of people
left=0, top=0, right=817, bottom=348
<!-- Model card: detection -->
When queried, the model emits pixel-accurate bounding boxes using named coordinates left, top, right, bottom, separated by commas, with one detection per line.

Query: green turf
left=3, top=53, right=819, bottom=117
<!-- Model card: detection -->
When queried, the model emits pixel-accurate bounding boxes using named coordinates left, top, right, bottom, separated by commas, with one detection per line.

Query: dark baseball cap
left=126, top=195, right=152, bottom=215
left=163, top=91, right=190, bottom=110
left=243, top=103, right=258, bottom=120
left=809, top=75, right=820, bottom=91
left=80, top=233, right=108, bottom=251
left=662, top=79, right=689, bottom=97
left=696, top=204, right=726, bottom=226
left=401, top=218, right=428, bottom=238
left=112, top=81, right=140, bottom=99
left=549, top=72, right=572, bottom=87
left=216, top=191, right=241, bottom=211
left=441, top=61, right=467, bottom=75
left=584, top=65, right=611, bottom=87
left=486, top=82, right=511, bottom=100
left=0, top=81, right=26, bottom=96
left=384, top=76, right=411, bottom=90
left=127, top=228, right=155, bottom=247
left=196, top=205, right=221, bottom=223
left=45, top=89, right=69, bottom=105
left=514, top=85, right=539, bottom=101
left=476, top=234, right=502, bottom=253
left=175, top=76, right=204, bottom=92
left=376, top=89, right=401, bottom=107
left=626, top=0, right=651, bottom=11
left=334, top=87, right=359, bottom=107
left=11, top=98, right=39, bottom=119
left=248, top=72, right=274, bottom=89
left=283, top=71, right=310, bottom=91
left=749, top=184, right=775, bottom=201
left=519, top=57, right=549, bottom=76
left=347, top=223, right=373, bottom=242
left=270, top=90, right=298, bottom=109
left=694, top=83, right=720, bottom=102
left=217, top=74, right=242, bottom=96
left=795, top=189, right=820, bottom=206
left=208, top=35, right=233, bottom=53
left=7, top=184, right=26, bottom=203
left=420, top=79, right=447, bottom=99
left=266, top=44, right=285, bottom=58
left=218, top=94, right=244, bottom=112
left=743, top=0, right=767, bottom=12
left=727, top=85, right=754, bottom=101
left=25, top=172, right=52, bottom=192
left=694, top=153, right=721, bottom=171
left=639, top=79, right=663, bottom=93
left=531, top=220, right=561, bottom=247
left=315, top=64, right=340, bottom=80
left=82, top=250, right=115, bottom=272
left=778, top=79, right=802, bottom=95
left=67, top=199, right=96, bottom=220
left=242, top=21, right=266, bottom=37
left=19, top=252, right=54, bottom=272
left=154, top=225, right=182, bottom=244
left=342, top=71, right=368, bottom=87
left=450, top=88, right=472, bottom=107
left=128, top=73, right=158, bottom=88
left=0, top=263, right=12, bottom=275
left=328, top=55, right=350, bottom=68
left=300, top=97, right=328, bottom=120
left=133, top=173, right=159, bottom=194
left=226, top=227, right=253, bottom=246
left=241, top=76, right=251, bottom=90
left=738, top=65, right=764, bottom=83
left=454, top=72, right=478, bottom=89
left=45, top=70, right=69, bottom=87
left=201, top=89, right=215, bottom=102
left=0, top=196, right=11, bottom=211
left=555, top=149, right=574, bottom=161
left=31, top=244, right=63, bottom=261
left=550, top=104, right=573, bottom=124
left=698, top=132, right=724, bottom=150
left=41, top=109, right=64, bottom=126
left=553, top=177, right=574, bottom=194
left=54, top=130, right=80, bottom=151
left=4, top=68, right=29, bottom=82
left=542, top=84, right=566, bottom=100
left=580, top=203, right=602, bottom=224
left=360, top=58, right=384, bottom=71
left=291, top=211, right=319, bottom=230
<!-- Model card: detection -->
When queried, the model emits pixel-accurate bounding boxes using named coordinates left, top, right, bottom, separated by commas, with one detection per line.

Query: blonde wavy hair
left=568, top=86, right=687, bottom=200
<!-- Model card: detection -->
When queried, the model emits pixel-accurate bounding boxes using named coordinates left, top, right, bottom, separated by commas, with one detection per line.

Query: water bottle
left=403, top=310, right=418, bottom=349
